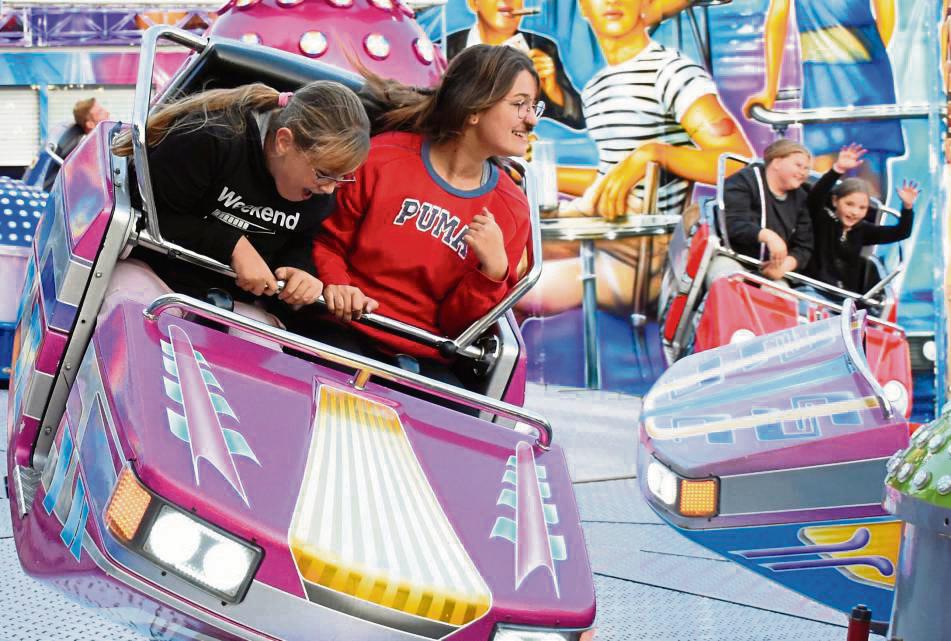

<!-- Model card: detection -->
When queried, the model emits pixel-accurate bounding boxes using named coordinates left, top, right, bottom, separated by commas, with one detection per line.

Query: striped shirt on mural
left=581, top=40, right=718, bottom=217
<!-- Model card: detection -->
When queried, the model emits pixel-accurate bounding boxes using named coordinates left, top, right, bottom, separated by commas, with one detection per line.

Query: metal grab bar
left=839, top=299, right=893, bottom=419
left=143, top=293, right=553, bottom=449
left=131, top=25, right=209, bottom=247
left=714, top=152, right=754, bottom=251
left=722, top=250, right=896, bottom=309
left=454, top=159, right=543, bottom=351
left=134, top=227, right=486, bottom=359
left=749, top=103, right=940, bottom=131
left=726, top=269, right=903, bottom=332
left=44, top=141, right=65, bottom=167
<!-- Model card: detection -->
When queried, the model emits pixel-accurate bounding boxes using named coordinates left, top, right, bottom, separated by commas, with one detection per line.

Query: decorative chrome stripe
left=645, top=396, right=880, bottom=440
left=719, top=457, right=891, bottom=516
left=290, top=385, right=490, bottom=632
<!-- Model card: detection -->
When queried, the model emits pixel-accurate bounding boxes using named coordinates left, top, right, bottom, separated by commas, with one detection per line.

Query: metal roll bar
left=839, top=299, right=893, bottom=419
left=454, top=159, right=543, bottom=351
left=127, top=26, right=541, bottom=362
left=143, top=293, right=553, bottom=450
left=714, top=152, right=754, bottom=251
left=131, top=25, right=209, bottom=247
left=749, top=103, right=940, bottom=133
left=136, top=227, right=485, bottom=359
left=723, top=251, right=897, bottom=310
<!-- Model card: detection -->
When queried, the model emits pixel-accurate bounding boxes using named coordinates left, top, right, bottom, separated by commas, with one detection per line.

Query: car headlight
left=646, top=460, right=678, bottom=506
left=493, top=624, right=593, bottom=641
left=883, top=380, right=909, bottom=417
left=645, top=458, right=718, bottom=518
left=105, top=468, right=262, bottom=603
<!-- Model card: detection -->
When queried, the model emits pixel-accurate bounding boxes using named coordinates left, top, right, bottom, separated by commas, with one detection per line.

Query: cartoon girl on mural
left=743, top=0, right=905, bottom=196
left=518, top=0, right=752, bottom=317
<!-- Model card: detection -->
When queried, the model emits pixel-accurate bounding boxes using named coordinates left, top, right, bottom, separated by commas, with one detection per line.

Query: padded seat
left=164, top=38, right=364, bottom=98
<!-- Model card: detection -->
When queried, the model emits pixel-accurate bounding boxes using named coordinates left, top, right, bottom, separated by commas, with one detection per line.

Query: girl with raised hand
left=805, top=142, right=918, bottom=293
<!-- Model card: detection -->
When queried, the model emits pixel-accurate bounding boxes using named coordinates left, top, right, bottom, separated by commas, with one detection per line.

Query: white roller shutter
left=0, top=88, right=40, bottom=166
left=47, top=86, right=136, bottom=135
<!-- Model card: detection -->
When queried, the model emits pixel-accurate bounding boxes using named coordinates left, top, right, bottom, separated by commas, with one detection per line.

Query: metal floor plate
left=591, top=574, right=881, bottom=641
left=0, top=386, right=887, bottom=640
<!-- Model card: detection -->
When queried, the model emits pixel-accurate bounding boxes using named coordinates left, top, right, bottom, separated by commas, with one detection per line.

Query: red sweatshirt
left=312, top=132, right=530, bottom=359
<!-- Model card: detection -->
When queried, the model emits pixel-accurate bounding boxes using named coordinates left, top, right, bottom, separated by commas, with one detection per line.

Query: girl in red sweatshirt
left=309, top=44, right=540, bottom=385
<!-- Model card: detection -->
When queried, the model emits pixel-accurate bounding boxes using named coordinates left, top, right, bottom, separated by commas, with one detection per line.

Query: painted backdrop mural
left=420, top=0, right=942, bottom=412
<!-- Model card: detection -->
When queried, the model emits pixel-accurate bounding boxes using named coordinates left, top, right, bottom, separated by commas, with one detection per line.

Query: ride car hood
left=90, top=301, right=595, bottom=636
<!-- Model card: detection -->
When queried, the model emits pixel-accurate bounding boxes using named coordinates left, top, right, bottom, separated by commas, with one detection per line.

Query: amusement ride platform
left=0, top=385, right=886, bottom=641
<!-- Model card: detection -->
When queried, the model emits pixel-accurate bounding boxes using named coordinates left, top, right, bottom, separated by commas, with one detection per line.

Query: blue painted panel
left=673, top=516, right=897, bottom=621
left=42, top=421, right=73, bottom=515
left=59, top=476, right=87, bottom=561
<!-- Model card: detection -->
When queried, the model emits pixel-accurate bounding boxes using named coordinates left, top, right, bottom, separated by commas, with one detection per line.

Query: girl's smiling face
left=833, top=191, right=870, bottom=231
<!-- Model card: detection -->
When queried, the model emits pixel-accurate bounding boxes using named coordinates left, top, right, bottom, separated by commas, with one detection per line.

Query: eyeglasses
left=314, top=171, right=356, bottom=187
left=513, top=100, right=545, bottom=120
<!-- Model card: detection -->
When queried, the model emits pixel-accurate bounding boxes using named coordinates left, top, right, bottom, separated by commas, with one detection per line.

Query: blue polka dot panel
left=0, top=176, right=47, bottom=249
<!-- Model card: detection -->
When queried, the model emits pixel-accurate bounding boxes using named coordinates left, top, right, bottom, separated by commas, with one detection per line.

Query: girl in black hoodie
left=806, top=143, right=918, bottom=294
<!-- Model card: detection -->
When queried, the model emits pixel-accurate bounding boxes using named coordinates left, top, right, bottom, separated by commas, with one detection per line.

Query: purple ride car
left=5, top=26, right=596, bottom=641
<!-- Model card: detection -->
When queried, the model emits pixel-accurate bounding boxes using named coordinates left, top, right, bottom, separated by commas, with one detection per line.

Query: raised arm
left=871, top=0, right=896, bottom=48
left=742, top=0, right=791, bottom=117
left=864, top=180, right=918, bottom=245
left=807, top=168, right=841, bottom=218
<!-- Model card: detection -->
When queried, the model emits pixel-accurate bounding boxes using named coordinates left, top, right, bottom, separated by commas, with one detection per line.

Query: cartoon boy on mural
left=518, top=0, right=752, bottom=317
left=445, top=0, right=585, bottom=129
left=742, top=0, right=904, bottom=196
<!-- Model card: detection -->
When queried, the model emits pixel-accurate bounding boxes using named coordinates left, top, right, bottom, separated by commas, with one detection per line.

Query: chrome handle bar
left=749, top=103, right=939, bottom=130
left=840, top=299, right=893, bottom=419
left=144, top=293, right=553, bottom=449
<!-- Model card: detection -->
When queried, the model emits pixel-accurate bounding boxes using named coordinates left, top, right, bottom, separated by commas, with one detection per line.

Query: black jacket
left=805, top=168, right=914, bottom=292
left=132, top=112, right=334, bottom=298
left=723, top=164, right=813, bottom=270
left=445, top=29, right=585, bottom=130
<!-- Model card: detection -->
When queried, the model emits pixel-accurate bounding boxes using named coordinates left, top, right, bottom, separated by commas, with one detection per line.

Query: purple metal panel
left=61, top=126, right=115, bottom=261
left=34, top=305, right=67, bottom=375
left=91, top=301, right=595, bottom=630
left=642, top=315, right=909, bottom=478
left=501, top=310, right=527, bottom=407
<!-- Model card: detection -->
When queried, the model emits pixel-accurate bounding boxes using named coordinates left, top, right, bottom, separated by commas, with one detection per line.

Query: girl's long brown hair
left=359, top=44, right=539, bottom=144
left=112, top=80, right=369, bottom=173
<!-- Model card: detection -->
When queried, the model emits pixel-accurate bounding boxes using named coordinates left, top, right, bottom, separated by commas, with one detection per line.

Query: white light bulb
left=203, top=542, right=251, bottom=593
left=147, top=511, right=201, bottom=566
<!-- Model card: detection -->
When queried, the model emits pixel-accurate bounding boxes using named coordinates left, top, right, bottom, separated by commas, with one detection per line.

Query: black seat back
left=162, top=38, right=365, bottom=100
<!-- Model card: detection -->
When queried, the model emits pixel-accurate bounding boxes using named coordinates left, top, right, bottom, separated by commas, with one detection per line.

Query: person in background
left=44, top=97, right=110, bottom=190
left=707, top=138, right=814, bottom=286
left=518, top=0, right=751, bottom=318
left=743, top=0, right=903, bottom=197
left=805, top=143, right=918, bottom=293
